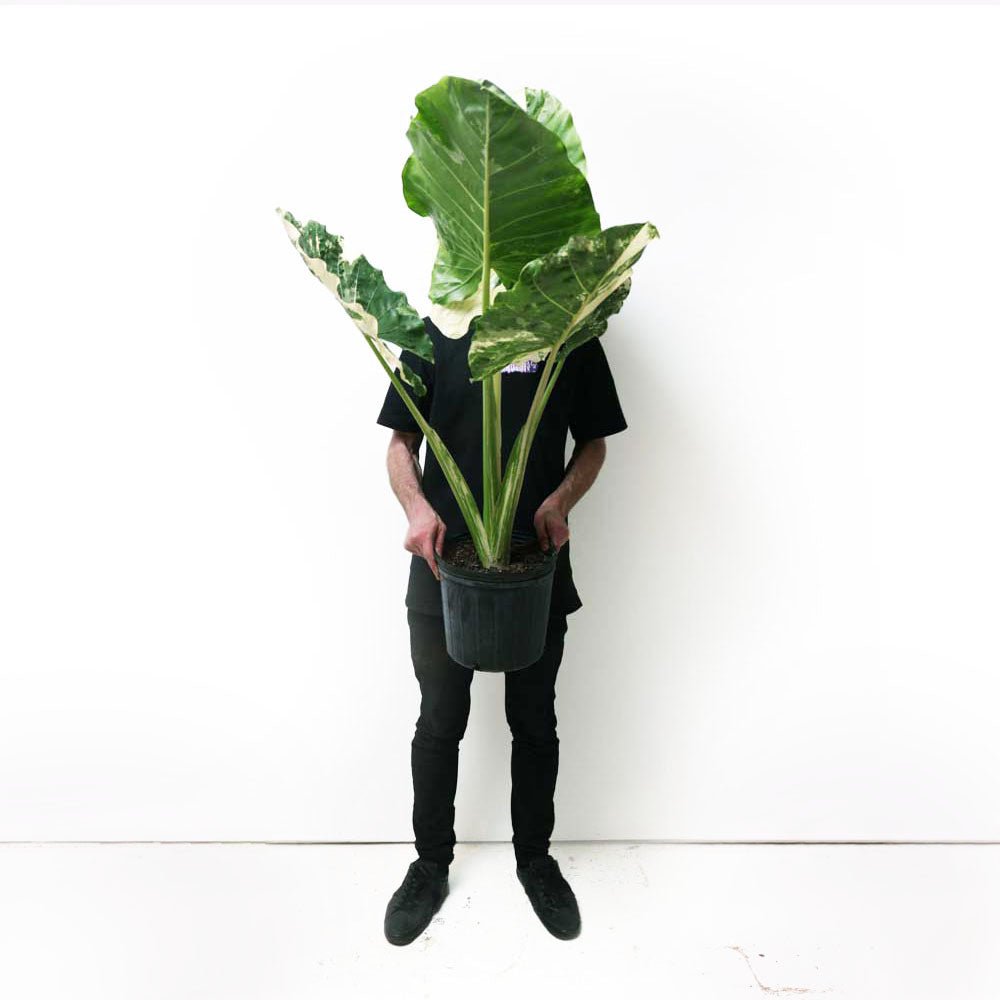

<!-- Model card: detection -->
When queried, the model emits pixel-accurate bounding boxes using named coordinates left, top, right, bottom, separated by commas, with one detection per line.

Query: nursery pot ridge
left=436, top=529, right=559, bottom=672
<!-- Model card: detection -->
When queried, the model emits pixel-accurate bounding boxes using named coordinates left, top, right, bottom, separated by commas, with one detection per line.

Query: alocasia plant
left=277, top=75, right=658, bottom=569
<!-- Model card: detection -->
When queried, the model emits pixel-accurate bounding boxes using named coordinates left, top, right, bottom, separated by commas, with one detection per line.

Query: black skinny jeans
left=406, top=609, right=569, bottom=868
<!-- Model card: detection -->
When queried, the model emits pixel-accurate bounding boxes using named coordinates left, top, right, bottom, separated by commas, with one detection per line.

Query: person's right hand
left=404, top=499, right=447, bottom=581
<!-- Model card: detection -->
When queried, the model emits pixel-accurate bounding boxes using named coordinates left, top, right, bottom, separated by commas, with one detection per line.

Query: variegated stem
left=366, top=337, right=493, bottom=565
left=491, top=346, right=568, bottom=563
left=483, top=370, right=502, bottom=557
left=481, top=348, right=502, bottom=550
left=480, top=96, right=503, bottom=558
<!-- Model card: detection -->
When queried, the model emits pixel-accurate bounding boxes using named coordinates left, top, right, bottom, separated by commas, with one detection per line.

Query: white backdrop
left=1, top=4, right=998, bottom=842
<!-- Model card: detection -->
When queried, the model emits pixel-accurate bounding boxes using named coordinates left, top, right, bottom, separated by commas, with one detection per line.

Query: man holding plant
left=277, top=72, right=656, bottom=945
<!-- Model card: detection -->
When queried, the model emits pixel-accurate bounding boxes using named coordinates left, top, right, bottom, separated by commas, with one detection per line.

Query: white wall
left=1, top=4, right=998, bottom=842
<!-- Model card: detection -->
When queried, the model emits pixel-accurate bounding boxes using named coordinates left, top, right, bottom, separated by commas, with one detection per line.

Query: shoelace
left=398, top=863, right=442, bottom=905
left=524, top=857, right=567, bottom=911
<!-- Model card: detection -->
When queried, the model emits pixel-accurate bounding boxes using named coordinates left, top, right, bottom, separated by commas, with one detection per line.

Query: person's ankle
left=417, top=857, right=450, bottom=874
left=516, top=852, right=549, bottom=869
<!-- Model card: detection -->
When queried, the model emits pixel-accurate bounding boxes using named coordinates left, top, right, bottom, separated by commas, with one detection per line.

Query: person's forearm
left=544, top=439, right=607, bottom=516
left=387, top=435, right=431, bottom=518
left=387, top=432, right=447, bottom=578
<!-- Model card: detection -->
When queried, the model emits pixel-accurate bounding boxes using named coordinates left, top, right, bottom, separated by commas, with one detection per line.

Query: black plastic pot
left=436, top=529, right=559, bottom=672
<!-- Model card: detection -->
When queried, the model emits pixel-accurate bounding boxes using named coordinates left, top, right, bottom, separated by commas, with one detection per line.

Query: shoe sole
left=384, top=881, right=449, bottom=946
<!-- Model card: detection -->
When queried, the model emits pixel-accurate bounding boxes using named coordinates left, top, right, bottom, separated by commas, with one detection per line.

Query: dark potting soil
left=442, top=535, right=550, bottom=574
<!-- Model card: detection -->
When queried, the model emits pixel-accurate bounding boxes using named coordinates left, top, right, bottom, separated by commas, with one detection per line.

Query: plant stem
left=479, top=96, right=503, bottom=567
left=491, top=345, right=568, bottom=563
left=365, top=336, right=492, bottom=565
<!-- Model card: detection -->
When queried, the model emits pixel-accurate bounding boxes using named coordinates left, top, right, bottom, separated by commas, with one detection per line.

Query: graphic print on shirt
left=500, top=358, right=540, bottom=374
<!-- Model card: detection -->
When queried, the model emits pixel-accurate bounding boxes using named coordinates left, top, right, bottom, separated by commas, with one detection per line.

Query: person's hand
left=534, top=497, right=569, bottom=554
left=404, top=499, right=447, bottom=581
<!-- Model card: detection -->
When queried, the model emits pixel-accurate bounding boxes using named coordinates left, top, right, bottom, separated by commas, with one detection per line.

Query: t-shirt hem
left=571, top=419, right=628, bottom=443
left=376, top=416, right=421, bottom=432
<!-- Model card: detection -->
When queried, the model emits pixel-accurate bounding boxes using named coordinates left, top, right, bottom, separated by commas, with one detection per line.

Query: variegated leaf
left=427, top=266, right=506, bottom=341
left=524, top=87, right=588, bottom=178
left=401, top=75, right=601, bottom=337
left=277, top=208, right=433, bottom=396
left=467, top=222, right=659, bottom=380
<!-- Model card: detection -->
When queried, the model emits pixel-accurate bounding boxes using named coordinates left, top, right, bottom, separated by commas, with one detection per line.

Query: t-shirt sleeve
left=568, top=337, right=628, bottom=443
left=375, top=348, right=434, bottom=433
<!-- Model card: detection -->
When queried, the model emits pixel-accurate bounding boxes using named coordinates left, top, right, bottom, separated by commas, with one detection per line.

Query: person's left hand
left=534, top=498, right=569, bottom=553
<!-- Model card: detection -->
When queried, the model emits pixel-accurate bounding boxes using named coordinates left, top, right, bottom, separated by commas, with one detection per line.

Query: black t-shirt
left=376, top=316, right=628, bottom=617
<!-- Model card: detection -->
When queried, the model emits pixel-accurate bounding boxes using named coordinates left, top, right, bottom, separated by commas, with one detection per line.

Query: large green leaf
left=277, top=208, right=433, bottom=396
left=401, top=75, right=601, bottom=339
left=467, top=222, right=660, bottom=381
left=525, top=87, right=588, bottom=178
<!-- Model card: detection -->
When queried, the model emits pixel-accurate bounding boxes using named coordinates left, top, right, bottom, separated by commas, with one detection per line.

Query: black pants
left=406, top=609, right=569, bottom=868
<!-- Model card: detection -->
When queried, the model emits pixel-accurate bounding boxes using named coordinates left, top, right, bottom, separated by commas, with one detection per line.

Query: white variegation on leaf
left=276, top=207, right=433, bottom=396
left=277, top=205, right=493, bottom=562
left=429, top=270, right=506, bottom=340
left=468, top=222, right=660, bottom=381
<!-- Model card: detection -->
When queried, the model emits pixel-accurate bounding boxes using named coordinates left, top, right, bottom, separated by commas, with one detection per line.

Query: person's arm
left=534, top=437, right=607, bottom=552
left=386, top=429, right=446, bottom=580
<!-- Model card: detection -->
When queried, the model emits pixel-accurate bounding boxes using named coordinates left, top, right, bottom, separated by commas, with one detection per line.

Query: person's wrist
left=542, top=493, right=569, bottom=519
left=404, top=492, right=432, bottom=521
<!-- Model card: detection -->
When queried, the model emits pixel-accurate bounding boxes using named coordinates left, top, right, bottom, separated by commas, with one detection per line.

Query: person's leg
left=407, top=609, right=475, bottom=868
left=504, top=613, right=569, bottom=867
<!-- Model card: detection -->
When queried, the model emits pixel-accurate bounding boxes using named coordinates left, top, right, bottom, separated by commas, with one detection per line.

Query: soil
left=442, top=535, right=551, bottom=573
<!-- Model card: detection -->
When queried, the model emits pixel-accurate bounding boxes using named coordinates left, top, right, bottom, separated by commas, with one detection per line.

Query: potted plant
left=276, top=74, right=657, bottom=670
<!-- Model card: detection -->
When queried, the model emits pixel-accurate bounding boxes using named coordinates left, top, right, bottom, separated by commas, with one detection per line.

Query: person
left=375, top=314, right=628, bottom=945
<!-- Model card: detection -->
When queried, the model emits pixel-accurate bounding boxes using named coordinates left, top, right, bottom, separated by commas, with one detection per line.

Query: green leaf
left=277, top=208, right=433, bottom=396
left=525, top=87, right=588, bottom=178
left=401, top=75, right=601, bottom=339
left=467, top=222, right=659, bottom=381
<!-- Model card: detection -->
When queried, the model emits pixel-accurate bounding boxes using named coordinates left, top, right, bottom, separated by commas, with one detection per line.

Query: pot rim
left=437, top=529, right=559, bottom=584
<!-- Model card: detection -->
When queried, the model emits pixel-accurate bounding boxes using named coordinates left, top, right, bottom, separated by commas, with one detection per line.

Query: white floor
left=1, top=842, right=997, bottom=1000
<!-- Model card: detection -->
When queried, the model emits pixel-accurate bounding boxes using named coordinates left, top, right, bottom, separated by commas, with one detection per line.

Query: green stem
left=479, top=96, right=502, bottom=564
left=491, top=346, right=568, bottom=563
left=366, top=336, right=492, bottom=566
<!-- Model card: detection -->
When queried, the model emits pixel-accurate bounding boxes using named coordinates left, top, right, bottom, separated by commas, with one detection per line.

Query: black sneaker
left=516, top=854, right=581, bottom=940
left=384, top=858, right=450, bottom=946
